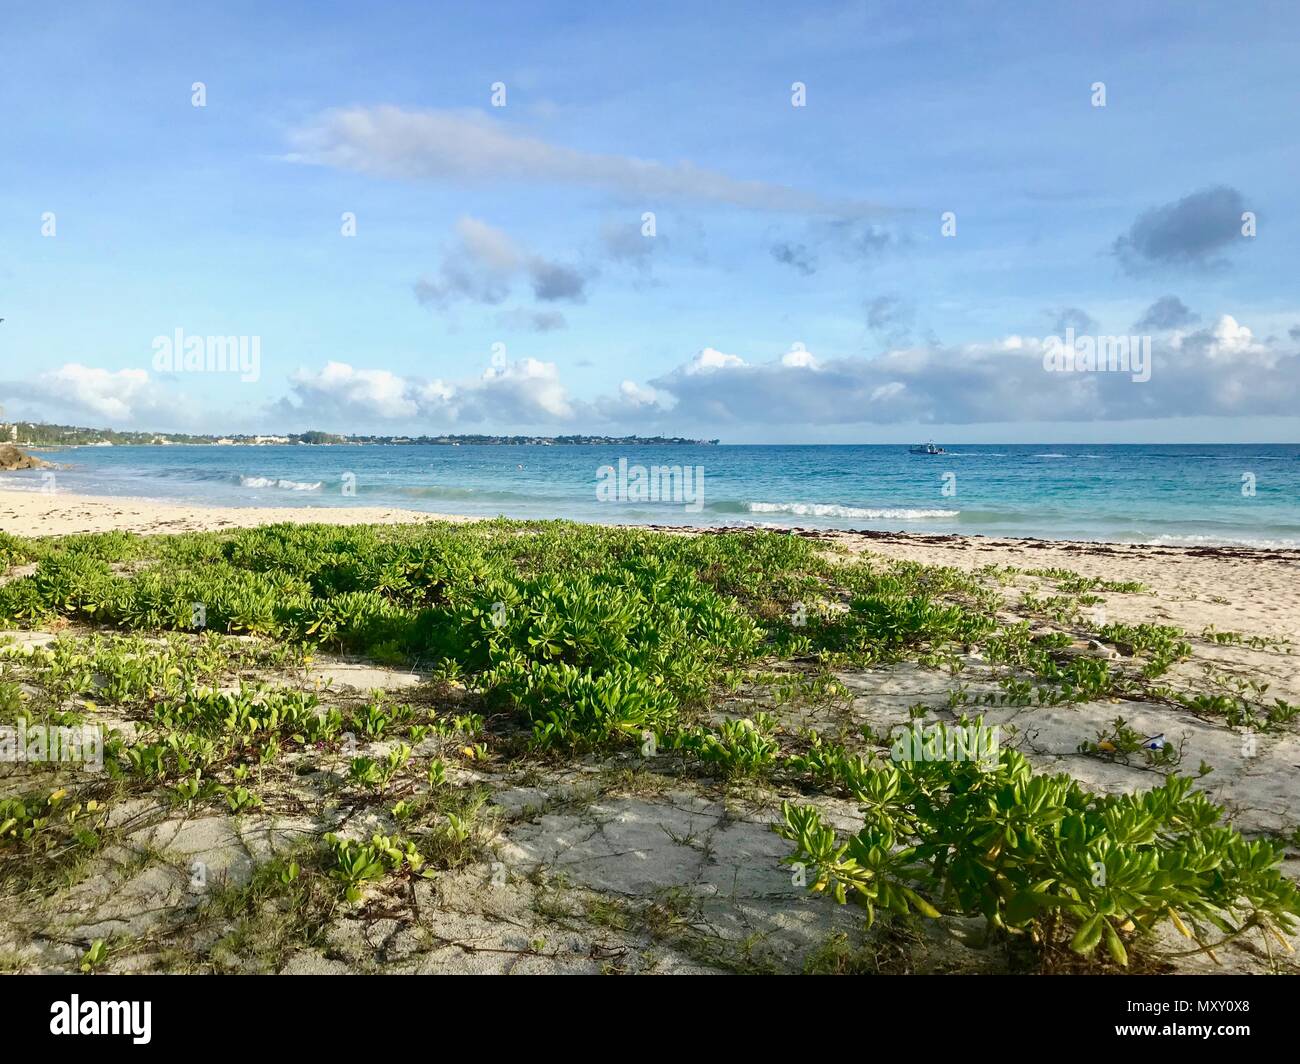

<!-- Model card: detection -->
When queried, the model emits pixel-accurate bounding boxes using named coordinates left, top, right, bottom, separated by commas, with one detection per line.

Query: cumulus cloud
left=287, top=106, right=890, bottom=217
left=414, top=216, right=587, bottom=311
left=1113, top=186, right=1248, bottom=274
left=281, top=362, right=419, bottom=420
left=1134, top=295, right=1200, bottom=332
left=274, top=357, right=577, bottom=429
left=780, top=344, right=819, bottom=369
left=16, top=315, right=1296, bottom=436
left=628, top=316, right=1299, bottom=426
left=1175, top=314, right=1272, bottom=363
left=684, top=347, right=747, bottom=375
left=3, top=364, right=177, bottom=423
left=618, top=379, right=672, bottom=408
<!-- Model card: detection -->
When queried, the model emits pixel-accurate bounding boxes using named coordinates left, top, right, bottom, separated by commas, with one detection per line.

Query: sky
left=1, top=0, right=1298, bottom=443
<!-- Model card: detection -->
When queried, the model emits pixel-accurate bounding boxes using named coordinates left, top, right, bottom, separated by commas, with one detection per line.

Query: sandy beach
left=0, top=486, right=467, bottom=536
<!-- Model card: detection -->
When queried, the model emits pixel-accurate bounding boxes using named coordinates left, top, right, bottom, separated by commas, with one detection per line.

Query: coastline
left=4, top=484, right=1298, bottom=644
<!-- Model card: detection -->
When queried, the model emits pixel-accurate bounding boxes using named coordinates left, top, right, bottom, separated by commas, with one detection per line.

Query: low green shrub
left=778, top=721, right=1299, bottom=967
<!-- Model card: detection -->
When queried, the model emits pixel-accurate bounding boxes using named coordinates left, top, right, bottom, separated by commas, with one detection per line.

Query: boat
left=908, top=442, right=946, bottom=455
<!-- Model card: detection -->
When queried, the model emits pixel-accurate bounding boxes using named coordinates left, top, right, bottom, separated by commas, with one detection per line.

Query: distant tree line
left=5, top=422, right=719, bottom=447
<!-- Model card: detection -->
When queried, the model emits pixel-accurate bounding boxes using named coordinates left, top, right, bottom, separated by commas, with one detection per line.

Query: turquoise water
left=10, top=443, right=1300, bottom=546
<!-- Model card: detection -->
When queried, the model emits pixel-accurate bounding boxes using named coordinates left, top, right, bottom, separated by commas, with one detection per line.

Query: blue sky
left=1, top=0, right=1297, bottom=442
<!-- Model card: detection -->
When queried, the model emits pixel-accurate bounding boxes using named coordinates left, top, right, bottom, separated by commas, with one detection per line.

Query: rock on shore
left=0, top=445, right=52, bottom=471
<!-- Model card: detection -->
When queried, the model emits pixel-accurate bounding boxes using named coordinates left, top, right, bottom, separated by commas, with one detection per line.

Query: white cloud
left=287, top=106, right=889, bottom=217
left=479, top=358, right=573, bottom=419
left=637, top=318, right=1300, bottom=426
left=288, top=362, right=419, bottom=420
left=780, top=344, right=820, bottom=369
left=5, top=364, right=174, bottom=423
left=10, top=312, right=1296, bottom=436
left=1199, top=315, right=1266, bottom=360
left=685, top=347, right=747, bottom=375
left=619, top=379, right=672, bottom=407
left=276, top=356, right=576, bottom=428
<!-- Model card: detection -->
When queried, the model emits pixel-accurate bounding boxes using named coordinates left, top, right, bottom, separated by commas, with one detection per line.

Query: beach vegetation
left=778, top=724, right=1299, bottom=967
left=1, top=519, right=1295, bottom=973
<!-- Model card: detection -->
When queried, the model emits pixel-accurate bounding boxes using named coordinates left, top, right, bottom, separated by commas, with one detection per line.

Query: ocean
left=9, top=442, right=1300, bottom=547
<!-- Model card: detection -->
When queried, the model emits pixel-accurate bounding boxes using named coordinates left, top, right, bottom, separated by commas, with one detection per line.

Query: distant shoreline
left=6, top=424, right=720, bottom=448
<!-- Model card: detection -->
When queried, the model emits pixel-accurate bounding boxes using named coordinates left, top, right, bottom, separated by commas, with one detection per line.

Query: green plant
left=224, top=786, right=263, bottom=814
left=1098, top=622, right=1192, bottom=678
left=778, top=723, right=1299, bottom=967
left=79, top=939, right=108, bottom=973
left=672, top=715, right=780, bottom=777
left=324, top=832, right=431, bottom=902
left=346, top=756, right=384, bottom=789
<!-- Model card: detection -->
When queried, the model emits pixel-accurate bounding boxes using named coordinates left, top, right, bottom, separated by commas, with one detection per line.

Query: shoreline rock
left=0, top=444, right=52, bottom=471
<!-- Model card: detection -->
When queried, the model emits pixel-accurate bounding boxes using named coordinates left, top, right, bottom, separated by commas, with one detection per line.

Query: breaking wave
left=743, top=502, right=959, bottom=519
left=238, top=475, right=322, bottom=491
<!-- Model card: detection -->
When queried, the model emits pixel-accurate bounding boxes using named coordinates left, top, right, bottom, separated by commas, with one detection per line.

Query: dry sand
left=0, top=486, right=465, bottom=535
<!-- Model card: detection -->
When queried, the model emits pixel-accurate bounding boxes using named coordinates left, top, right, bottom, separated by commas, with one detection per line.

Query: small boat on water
left=908, top=442, right=946, bottom=455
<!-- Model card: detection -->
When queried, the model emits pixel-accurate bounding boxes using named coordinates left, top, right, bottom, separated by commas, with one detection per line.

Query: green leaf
left=1103, top=920, right=1128, bottom=967
left=1070, top=914, right=1104, bottom=955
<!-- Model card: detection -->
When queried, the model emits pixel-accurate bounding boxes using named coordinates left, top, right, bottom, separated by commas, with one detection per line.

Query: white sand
left=822, top=527, right=1300, bottom=644
left=0, top=486, right=465, bottom=535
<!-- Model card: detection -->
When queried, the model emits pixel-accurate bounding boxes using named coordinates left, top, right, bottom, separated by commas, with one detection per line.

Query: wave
left=1142, top=534, right=1300, bottom=550
left=239, top=475, right=322, bottom=492
left=742, top=502, right=959, bottom=519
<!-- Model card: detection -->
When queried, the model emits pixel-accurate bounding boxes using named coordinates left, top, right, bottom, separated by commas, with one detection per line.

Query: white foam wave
left=239, top=475, right=322, bottom=491
left=1142, top=534, right=1300, bottom=550
left=746, top=502, right=958, bottom=519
